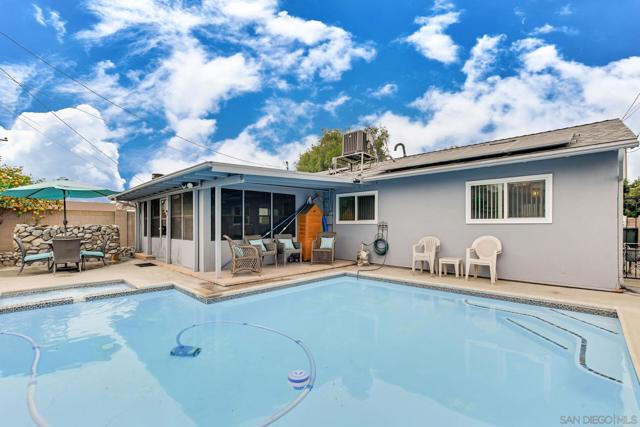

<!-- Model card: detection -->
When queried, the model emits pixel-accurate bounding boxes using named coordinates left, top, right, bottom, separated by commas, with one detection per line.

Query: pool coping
left=2, top=270, right=636, bottom=381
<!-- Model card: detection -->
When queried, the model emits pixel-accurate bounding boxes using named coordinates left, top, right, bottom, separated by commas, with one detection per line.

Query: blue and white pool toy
left=288, top=370, right=310, bottom=390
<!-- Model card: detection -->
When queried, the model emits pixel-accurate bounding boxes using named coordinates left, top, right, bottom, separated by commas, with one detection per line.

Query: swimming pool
left=1, top=276, right=638, bottom=426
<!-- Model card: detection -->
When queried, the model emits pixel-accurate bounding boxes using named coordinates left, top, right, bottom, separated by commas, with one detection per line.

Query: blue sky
left=1, top=0, right=639, bottom=190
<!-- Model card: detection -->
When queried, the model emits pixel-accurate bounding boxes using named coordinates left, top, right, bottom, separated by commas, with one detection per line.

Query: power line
left=623, top=90, right=640, bottom=121
left=0, top=30, right=283, bottom=169
left=0, top=66, right=121, bottom=167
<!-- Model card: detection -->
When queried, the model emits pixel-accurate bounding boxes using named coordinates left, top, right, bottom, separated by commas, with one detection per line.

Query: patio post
left=214, top=183, right=222, bottom=279
left=192, top=189, right=199, bottom=272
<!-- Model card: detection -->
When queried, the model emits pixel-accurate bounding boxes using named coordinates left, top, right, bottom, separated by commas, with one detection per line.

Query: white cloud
left=406, top=11, right=460, bottom=64
left=0, top=105, right=125, bottom=190
left=0, top=64, right=37, bottom=117
left=557, top=4, right=574, bottom=16
left=530, top=23, right=577, bottom=36
left=363, top=37, right=640, bottom=174
left=76, top=0, right=374, bottom=82
left=129, top=98, right=318, bottom=184
left=371, top=83, right=398, bottom=98
left=323, top=94, right=350, bottom=115
left=32, top=4, right=66, bottom=42
left=460, top=34, right=505, bottom=83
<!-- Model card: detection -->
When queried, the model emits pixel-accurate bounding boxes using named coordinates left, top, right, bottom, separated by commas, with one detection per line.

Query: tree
left=0, top=157, right=60, bottom=221
left=296, top=126, right=390, bottom=173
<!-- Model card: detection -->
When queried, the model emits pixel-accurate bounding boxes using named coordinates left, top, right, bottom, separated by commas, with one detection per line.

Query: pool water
left=1, top=277, right=638, bottom=426
left=0, top=282, right=133, bottom=308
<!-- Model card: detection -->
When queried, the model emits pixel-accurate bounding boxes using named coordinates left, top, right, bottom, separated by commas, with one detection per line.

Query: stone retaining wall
left=0, top=224, right=133, bottom=267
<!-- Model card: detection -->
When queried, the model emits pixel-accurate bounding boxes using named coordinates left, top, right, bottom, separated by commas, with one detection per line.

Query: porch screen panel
left=210, top=191, right=215, bottom=241
left=357, top=195, right=376, bottom=221
left=221, top=189, right=243, bottom=239
left=338, top=196, right=355, bottom=221
left=273, top=193, right=296, bottom=236
left=470, top=184, right=504, bottom=220
left=244, top=191, right=271, bottom=237
left=171, top=194, right=182, bottom=239
left=508, top=180, right=545, bottom=218
left=151, top=199, right=160, bottom=237
left=142, top=202, right=147, bottom=237
left=182, top=192, right=193, bottom=241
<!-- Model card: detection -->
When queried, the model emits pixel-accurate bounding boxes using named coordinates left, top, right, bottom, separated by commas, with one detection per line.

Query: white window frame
left=336, top=191, right=378, bottom=225
left=465, top=174, right=552, bottom=224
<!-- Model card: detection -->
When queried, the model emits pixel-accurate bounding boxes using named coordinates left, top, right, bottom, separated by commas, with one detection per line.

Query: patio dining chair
left=244, top=234, right=277, bottom=268
left=14, top=236, right=53, bottom=274
left=81, top=236, right=110, bottom=269
left=311, top=232, right=336, bottom=265
left=411, top=236, right=440, bottom=275
left=52, top=237, right=83, bottom=273
left=224, top=235, right=261, bottom=275
left=465, top=235, right=502, bottom=284
left=274, top=233, right=302, bottom=267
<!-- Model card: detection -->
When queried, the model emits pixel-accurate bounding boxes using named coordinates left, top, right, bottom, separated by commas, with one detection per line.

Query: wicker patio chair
left=52, top=237, right=83, bottom=273
left=311, top=232, right=336, bottom=265
left=244, top=234, right=277, bottom=268
left=81, top=236, right=110, bottom=269
left=224, top=235, right=261, bottom=275
left=14, top=236, right=53, bottom=274
left=274, top=233, right=302, bottom=267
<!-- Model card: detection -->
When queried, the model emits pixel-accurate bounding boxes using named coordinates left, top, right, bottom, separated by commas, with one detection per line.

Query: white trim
left=465, top=174, right=553, bottom=224
left=336, top=190, right=378, bottom=225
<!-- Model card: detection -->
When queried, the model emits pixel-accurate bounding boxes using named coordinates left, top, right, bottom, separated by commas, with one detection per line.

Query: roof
left=331, top=119, right=638, bottom=181
left=114, top=119, right=638, bottom=202
left=114, top=161, right=356, bottom=201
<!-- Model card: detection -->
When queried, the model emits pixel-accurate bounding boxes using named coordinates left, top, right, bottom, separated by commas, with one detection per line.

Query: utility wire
left=0, top=104, right=146, bottom=186
left=622, top=90, right=640, bottom=121
left=0, top=30, right=283, bottom=169
left=0, top=66, right=120, bottom=167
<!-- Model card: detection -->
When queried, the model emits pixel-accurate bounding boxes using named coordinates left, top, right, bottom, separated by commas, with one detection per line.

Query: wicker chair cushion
left=233, top=246, right=244, bottom=257
left=280, top=239, right=295, bottom=250
left=320, top=237, right=334, bottom=249
left=81, top=250, right=104, bottom=257
left=249, top=240, right=267, bottom=251
left=24, top=252, right=52, bottom=262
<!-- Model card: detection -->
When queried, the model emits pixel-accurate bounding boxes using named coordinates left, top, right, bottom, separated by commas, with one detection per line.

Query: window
left=211, top=190, right=297, bottom=240
left=466, top=174, right=552, bottom=224
left=244, top=190, right=271, bottom=237
left=336, top=191, right=378, bottom=224
left=151, top=199, right=160, bottom=237
left=171, top=192, right=194, bottom=240
left=273, top=193, right=296, bottom=236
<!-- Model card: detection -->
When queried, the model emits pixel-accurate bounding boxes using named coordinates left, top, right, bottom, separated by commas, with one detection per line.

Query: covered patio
left=114, top=162, right=360, bottom=278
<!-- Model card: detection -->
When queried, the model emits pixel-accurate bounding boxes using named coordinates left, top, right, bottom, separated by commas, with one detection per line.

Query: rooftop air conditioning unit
left=342, top=130, right=370, bottom=156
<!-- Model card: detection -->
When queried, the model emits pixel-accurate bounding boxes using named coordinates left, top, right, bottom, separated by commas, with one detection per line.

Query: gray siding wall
left=335, top=152, right=621, bottom=290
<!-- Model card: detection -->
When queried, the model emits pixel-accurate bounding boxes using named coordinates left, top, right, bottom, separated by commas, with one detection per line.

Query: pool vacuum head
left=170, top=345, right=201, bottom=357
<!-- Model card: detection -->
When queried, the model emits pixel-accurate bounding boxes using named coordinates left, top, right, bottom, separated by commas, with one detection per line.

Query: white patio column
left=192, top=189, right=200, bottom=272
left=214, top=184, right=222, bottom=279
left=165, top=195, right=171, bottom=264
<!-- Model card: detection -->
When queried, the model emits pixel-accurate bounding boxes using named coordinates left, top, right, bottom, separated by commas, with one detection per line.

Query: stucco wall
left=0, top=201, right=135, bottom=251
left=334, top=152, right=621, bottom=290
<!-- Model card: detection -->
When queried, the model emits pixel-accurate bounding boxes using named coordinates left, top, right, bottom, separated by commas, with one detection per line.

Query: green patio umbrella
left=0, top=178, right=119, bottom=229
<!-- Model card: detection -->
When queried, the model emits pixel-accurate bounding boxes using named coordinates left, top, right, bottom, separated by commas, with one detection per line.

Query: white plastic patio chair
left=411, top=236, right=440, bottom=275
left=465, top=236, right=502, bottom=284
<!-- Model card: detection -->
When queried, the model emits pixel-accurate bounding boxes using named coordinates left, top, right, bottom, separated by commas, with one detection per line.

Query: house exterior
left=114, top=119, right=638, bottom=291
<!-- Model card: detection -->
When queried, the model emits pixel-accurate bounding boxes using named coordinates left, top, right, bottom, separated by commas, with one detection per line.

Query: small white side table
left=439, top=257, right=463, bottom=277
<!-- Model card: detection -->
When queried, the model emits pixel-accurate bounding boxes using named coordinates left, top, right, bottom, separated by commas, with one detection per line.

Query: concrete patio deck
left=2, top=259, right=640, bottom=377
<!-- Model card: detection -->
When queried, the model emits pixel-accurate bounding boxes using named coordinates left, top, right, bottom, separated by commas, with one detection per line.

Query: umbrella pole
left=63, top=191, right=68, bottom=236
